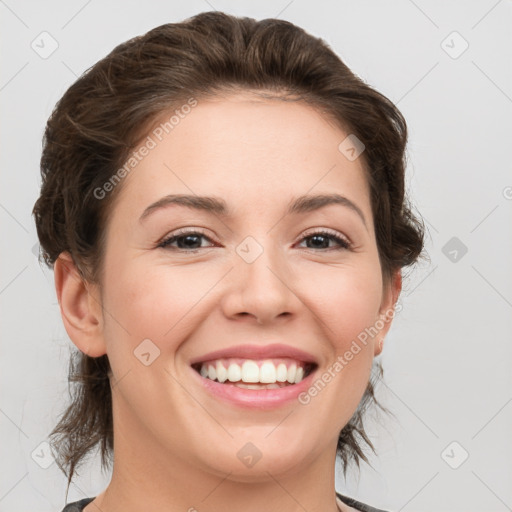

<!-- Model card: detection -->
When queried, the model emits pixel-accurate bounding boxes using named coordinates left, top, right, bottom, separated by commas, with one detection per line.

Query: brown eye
left=297, top=230, right=351, bottom=251
left=158, top=229, right=215, bottom=251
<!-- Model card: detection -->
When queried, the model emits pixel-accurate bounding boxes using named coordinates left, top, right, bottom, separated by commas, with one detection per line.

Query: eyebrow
left=139, top=193, right=367, bottom=227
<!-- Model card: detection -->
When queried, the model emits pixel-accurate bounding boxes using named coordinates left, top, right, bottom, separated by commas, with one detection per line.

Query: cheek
left=300, top=260, right=384, bottom=346
left=101, top=255, right=212, bottom=353
left=300, top=266, right=383, bottom=418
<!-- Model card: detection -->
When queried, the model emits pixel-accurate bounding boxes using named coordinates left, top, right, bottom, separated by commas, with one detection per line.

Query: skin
left=55, top=91, right=401, bottom=512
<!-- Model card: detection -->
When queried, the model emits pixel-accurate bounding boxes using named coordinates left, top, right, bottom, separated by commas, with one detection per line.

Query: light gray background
left=1, top=1, right=511, bottom=511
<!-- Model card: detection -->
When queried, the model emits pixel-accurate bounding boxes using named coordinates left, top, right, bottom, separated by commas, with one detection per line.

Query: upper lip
left=190, top=343, right=318, bottom=366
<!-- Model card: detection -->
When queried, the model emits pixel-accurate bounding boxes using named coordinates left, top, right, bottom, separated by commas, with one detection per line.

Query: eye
left=157, top=228, right=352, bottom=253
left=158, top=228, right=216, bottom=252
left=296, top=229, right=351, bottom=251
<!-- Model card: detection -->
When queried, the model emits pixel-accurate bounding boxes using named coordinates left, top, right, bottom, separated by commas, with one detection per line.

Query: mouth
left=188, top=343, right=319, bottom=408
left=191, top=358, right=318, bottom=390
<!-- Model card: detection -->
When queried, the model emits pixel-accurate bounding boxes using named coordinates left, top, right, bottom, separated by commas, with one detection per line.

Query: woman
left=33, top=11, right=424, bottom=512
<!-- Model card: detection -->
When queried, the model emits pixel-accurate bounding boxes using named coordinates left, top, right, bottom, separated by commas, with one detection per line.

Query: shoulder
left=336, top=492, right=391, bottom=512
left=59, top=497, right=95, bottom=512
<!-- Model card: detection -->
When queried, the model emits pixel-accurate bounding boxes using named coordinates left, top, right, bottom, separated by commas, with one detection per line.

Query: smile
left=188, top=343, right=319, bottom=408
left=192, top=358, right=316, bottom=389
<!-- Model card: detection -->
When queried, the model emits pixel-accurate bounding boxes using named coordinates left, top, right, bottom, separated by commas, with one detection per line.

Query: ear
left=54, top=252, right=107, bottom=357
left=374, top=270, right=402, bottom=356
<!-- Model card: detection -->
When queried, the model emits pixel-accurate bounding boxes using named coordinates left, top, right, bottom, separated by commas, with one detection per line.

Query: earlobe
left=374, top=270, right=402, bottom=356
left=54, top=252, right=107, bottom=357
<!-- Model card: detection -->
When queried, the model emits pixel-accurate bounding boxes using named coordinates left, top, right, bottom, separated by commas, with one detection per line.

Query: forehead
left=113, top=92, right=372, bottom=223
left=146, top=92, right=356, bottom=171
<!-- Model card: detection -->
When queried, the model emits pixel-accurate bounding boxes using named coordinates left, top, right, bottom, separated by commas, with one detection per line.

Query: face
left=91, top=92, right=399, bottom=480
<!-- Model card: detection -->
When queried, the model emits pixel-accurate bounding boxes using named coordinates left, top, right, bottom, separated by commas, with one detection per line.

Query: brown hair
left=33, top=10, right=424, bottom=495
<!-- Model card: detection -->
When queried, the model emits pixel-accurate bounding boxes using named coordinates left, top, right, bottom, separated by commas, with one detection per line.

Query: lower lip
left=190, top=365, right=317, bottom=409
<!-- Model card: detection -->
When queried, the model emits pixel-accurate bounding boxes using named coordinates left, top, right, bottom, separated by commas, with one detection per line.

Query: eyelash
left=157, top=228, right=352, bottom=252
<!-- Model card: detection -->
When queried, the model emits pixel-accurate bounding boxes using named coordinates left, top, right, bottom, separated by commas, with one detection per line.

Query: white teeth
left=259, top=362, right=276, bottom=383
left=197, top=359, right=310, bottom=385
left=276, top=363, right=288, bottom=382
left=216, top=361, right=228, bottom=383
left=235, top=383, right=261, bottom=390
left=227, top=363, right=241, bottom=382
left=235, top=382, right=282, bottom=389
left=241, top=360, right=260, bottom=383
left=287, top=363, right=297, bottom=384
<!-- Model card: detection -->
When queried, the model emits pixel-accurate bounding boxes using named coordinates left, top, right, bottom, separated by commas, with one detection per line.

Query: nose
left=220, top=242, right=299, bottom=325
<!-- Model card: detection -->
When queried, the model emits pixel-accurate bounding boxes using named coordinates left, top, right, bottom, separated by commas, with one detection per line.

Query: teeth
left=259, top=362, right=276, bottom=383
left=241, top=361, right=260, bottom=383
left=234, top=383, right=282, bottom=390
left=276, top=363, right=288, bottom=382
left=227, top=363, right=241, bottom=382
left=287, top=363, right=297, bottom=384
left=216, top=361, right=228, bottom=383
left=197, top=358, right=310, bottom=385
